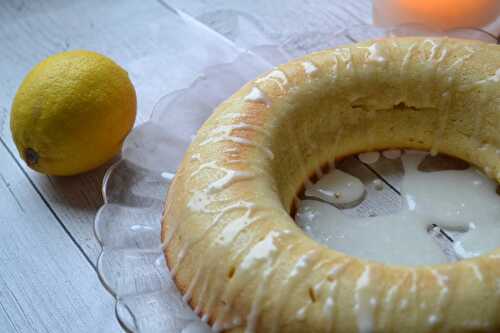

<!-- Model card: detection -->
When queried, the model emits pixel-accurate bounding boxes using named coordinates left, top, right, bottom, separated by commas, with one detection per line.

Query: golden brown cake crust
left=162, top=37, right=500, bottom=332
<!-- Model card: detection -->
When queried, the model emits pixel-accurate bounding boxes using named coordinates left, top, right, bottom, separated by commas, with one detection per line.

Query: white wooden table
left=0, top=1, right=372, bottom=332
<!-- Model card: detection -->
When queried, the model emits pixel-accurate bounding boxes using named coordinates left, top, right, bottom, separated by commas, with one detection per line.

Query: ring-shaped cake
left=162, top=37, right=500, bottom=332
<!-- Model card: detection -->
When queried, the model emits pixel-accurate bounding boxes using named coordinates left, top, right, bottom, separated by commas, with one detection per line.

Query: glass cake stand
left=93, top=7, right=497, bottom=333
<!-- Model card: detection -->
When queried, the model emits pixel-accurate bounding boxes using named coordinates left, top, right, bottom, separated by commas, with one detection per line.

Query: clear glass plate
left=93, top=7, right=497, bottom=332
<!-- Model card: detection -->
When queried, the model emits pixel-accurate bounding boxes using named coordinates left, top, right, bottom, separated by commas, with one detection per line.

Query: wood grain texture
left=0, top=0, right=217, bottom=264
left=0, top=0, right=388, bottom=331
left=0, top=0, right=376, bottom=265
left=0, top=0, right=214, bottom=331
left=0, top=140, right=120, bottom=333
left=168, top=0, right=373, bottom=41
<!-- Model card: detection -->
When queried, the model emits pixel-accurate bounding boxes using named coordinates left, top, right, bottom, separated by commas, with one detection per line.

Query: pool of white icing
left=295, top=150, right=500, bottom=266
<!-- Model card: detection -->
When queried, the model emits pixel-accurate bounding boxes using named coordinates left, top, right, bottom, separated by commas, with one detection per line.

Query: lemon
left=10, top=50, right=136, bottom=176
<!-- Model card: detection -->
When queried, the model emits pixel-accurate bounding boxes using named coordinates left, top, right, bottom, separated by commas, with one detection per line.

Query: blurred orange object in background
left=374, top=0, right=500, bottom=30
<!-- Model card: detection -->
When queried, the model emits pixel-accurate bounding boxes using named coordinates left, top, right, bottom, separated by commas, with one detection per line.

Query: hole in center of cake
left=294, top=149, right=500, bottom=266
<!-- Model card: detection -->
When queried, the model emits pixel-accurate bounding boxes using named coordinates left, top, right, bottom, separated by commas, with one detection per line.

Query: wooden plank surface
left=168, top=0, right=373, bottom=32
left=0, top=0, right=216, bottom=331
left=0, top=0, right=375, bottom=267
left=0, top=0, right=231, bottom=264
left=0, top=0, right=384, bottom=332
left=0, top=141, right=120, bottom=333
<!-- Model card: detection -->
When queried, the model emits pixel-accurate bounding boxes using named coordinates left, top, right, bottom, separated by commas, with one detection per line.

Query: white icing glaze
left=331, top=57, right=339, bottom=81
left=216, top=204, right=257, bottom=246
left=176, top=161, right=265, bottom=287
left=211, top=169, right=254, bottom=192
left=327, top=259, right=349, bottom=278
left=190, top=153, right=201, bottom=162
left=240, top=231, right=279, bottom=270
left=295, top=305, right=308, bottom=320
left=468, top=263, right=483, bottom=282
left=453, top=241, right=479, bottom=259
left=222, top=231, right=293, bottom=331
left=422, top=39, right=453, bottom=156
left=399, top=43, right=417, bottom=101
left=213, top=230, right=282, bottom=332
left=401, top=43, right=417, bottom=72
left=200, top=125, right=274, bottom=160
left=245, top=231, right=294, bottom=333
left=382, top=149, right=402, bottom=160
left=223, top=147, right=239, bottom=154
left=268, top=245, right=316, bottom=332
left=208, top=123, right=271, bottom=138
left=161, top=171, right=175, bottom=181
left=332, top=48, right=353, bottom=73
left=373, top=179, right=383, bottom=191
left=289, top=252, right=313, bottom=278
left=191, top=161, right=255, bottom=193
left=187, top=190, right=216, bottom=213
left=421, top=38, right=447, bottom=65
left=365, top=43, right=386, bottom=63
left=245, top=267, right=270, bottom=333
left=428, top=269, right=449, bottom=326
left=296, top=151, right=500, bottom=266
left=305, top=169, right=366, bottom=208
left=244, top=87, right=270, bottom=106
left=475, top=68, right=500, bottom=85
left=448, top=51, right=474, bottom=73
left=297, top=201, right=448, bottom=266
left=358, top=151, right=380, bottom=164
left=384, top=283, right=400, bottom=305
left=430, top=269, right=448, bottom=298
left=255, top=69, right=288, bottom=91
left=313, top=280, right=324, bottom=294
left=402, top=153, right=500, bottom=258
left=428, top=315, right=439, bottom=326
left=302, top=61, right=318, bottom=75
left=183, top=267, right=202, bottom=302
left=323, top=280, right=337, bottom=331
left=355, top=266, right=374, bottom=333
left=194, top=276, right=209, bottom=314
